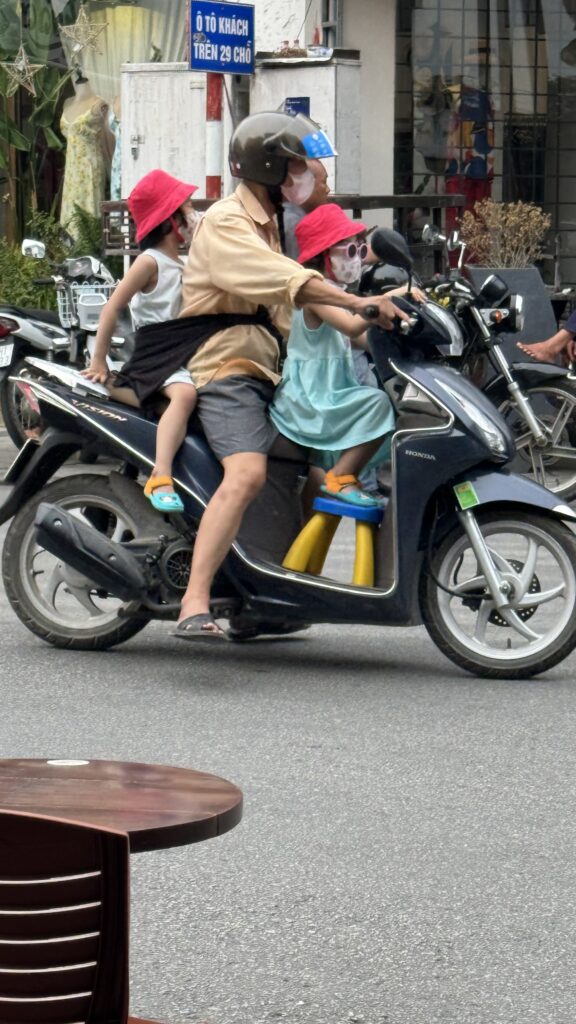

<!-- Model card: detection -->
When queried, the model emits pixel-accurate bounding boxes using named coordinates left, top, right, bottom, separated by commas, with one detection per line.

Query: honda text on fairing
left=2, top=275, right=576, bottom=678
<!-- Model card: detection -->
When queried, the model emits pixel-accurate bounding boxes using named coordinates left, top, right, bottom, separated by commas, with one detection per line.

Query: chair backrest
left=0, top=809, right=130, bottom=1024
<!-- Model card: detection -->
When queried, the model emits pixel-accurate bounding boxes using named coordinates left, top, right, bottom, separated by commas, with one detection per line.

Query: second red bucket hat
left=295, top=203, right=367, bottom=264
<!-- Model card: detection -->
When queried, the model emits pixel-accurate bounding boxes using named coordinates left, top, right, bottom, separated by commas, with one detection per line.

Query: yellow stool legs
left=282, top=511, right=377, bottom=586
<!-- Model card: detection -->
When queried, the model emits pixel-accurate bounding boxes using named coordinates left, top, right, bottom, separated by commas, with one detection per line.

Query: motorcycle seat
left=1, top=305, right=62, bottom=327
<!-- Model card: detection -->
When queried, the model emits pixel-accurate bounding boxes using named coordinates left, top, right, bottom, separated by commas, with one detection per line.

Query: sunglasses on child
left=331, top=241, right=369, bottom=260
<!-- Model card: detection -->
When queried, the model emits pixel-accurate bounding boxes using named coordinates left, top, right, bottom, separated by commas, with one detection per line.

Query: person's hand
left=409, top=286, right=428, bottom=304
left=353, top=295, right=411, bottom=331
left=567, top=337, right=576, bottom=363
left=81, top=359, right=110, bottom=384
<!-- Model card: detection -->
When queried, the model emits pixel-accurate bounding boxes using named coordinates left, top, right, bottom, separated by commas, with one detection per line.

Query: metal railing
left=102, top=193, right=465, bottom=273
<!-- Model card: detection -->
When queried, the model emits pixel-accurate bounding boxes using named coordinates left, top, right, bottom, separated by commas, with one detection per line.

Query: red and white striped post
left=205, top=72, right=223, bottom=199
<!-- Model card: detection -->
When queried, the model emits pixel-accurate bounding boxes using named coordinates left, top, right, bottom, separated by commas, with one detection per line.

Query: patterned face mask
left=281, top=167, right=316, bottom=205
left=328, top=251, right=363, bottom=285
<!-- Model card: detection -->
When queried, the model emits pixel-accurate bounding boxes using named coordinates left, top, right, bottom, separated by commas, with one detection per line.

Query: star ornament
left=61, top=6, right=107, bottom=56
left=0, top=45, right=44, bottom=97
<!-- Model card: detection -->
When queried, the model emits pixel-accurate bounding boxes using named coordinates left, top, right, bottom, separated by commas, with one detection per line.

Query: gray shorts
left=196, top=375, right=278, bottom=461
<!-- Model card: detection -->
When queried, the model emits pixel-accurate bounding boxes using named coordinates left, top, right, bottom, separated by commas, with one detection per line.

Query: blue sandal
left=320, top=471, right=382, bottom=508
left=144, top=475, right=184, bottom=513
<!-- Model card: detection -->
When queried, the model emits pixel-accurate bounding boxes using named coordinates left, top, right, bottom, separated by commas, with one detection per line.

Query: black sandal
left=172, top=613, right=228, bottom=642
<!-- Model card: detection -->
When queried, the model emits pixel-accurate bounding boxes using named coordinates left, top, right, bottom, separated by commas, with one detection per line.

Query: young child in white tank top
left=83, top=169, right=199, bottom=513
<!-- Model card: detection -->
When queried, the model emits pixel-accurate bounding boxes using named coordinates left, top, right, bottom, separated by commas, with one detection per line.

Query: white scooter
left=0, top=239, right=132, bottom=447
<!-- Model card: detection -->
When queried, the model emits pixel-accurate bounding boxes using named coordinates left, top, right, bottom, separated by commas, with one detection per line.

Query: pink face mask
left=281, top=167, right=316, bottom=205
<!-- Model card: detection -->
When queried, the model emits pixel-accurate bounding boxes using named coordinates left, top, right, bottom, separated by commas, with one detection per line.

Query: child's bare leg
left=330, top=438, right=384, bottom=494
left=302, top=465, right=325, bottom=519
left=151, top=382, right=197, bottom=494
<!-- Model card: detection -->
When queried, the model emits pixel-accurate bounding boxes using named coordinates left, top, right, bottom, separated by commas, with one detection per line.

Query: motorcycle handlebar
left=362, top=304, right=380, bottom=320
left=32, top=277, right=56, bottom=286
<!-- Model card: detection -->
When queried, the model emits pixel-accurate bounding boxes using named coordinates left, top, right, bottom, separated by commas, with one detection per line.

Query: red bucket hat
left=295, top=204, right=367, bottom=264
left=128, top=169, right=198, bottom=243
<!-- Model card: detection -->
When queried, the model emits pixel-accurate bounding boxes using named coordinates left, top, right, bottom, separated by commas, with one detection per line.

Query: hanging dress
left=60, top=104, right=108, bottom=231
left=108, top=107, right=122, bottom=201
left=269, top=309, right=395, bottom=469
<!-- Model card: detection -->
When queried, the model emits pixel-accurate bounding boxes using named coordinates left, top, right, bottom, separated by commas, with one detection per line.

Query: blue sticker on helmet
left=301, top=130, right=336, bottom=158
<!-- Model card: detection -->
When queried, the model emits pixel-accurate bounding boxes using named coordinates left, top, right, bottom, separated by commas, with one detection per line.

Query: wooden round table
left=0, top=758, right=243, bottom=853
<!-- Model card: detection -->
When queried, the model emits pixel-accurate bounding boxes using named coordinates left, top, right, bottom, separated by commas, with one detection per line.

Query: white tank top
left=129, top=249, right=184, bottom=328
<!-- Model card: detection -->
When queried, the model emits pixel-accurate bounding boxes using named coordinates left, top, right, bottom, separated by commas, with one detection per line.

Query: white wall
left=342, top=0, right=397, bottom=220
left=250, top=60, right=361, bottom=192
left=254, top=0, right=311, bottom=52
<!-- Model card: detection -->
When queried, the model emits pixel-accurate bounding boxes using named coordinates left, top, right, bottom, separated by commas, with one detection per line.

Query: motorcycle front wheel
left=421, top=511, right=576, bottom=678
left=498, top=381, right=576, bottom=501
left=2, top=474, right=150, bottom=650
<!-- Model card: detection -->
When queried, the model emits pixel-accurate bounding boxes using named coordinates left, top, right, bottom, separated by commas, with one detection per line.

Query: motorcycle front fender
left=454, top=467, right=576, bottom=521
left=484, top=361, right=568, bottom=404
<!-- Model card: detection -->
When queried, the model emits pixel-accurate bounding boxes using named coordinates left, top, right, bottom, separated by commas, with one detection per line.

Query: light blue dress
left=108, top=108, right=122, bottom=201
left=269, top=309, right=395, bottom=469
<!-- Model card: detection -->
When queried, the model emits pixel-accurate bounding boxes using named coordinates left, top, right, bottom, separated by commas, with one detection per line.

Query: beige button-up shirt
left=180, top=182, right=322, bottom=388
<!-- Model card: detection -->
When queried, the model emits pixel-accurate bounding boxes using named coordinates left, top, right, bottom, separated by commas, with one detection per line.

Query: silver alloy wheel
left=499, top=383, right=576, bottom=499
left=19, top=491, right=138, bottom=630
left=3, top=474, right=152, bottom=649
left=434, top=518, right=576, bottom=662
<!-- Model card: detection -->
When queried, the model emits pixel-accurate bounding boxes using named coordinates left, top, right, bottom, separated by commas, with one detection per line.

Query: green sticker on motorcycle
left=454, top=481, right=480, bottom=510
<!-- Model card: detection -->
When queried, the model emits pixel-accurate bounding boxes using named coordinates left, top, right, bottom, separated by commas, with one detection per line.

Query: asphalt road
left=1, top=426, right=576, bottom=1024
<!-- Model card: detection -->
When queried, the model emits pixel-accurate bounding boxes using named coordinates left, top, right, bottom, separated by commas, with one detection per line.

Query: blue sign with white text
left=190, top=1, right=255, bottom=75
left=284, top=97, right=311, bottom=117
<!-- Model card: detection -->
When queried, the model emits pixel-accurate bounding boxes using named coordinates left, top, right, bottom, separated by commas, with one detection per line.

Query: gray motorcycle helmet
left=228, top=111, right=337, bottom=186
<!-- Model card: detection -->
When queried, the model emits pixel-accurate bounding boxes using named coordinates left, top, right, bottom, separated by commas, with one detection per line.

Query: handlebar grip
left=32, top=278, right=55, bottom=286
left=362, top=304, right=380, bottom=320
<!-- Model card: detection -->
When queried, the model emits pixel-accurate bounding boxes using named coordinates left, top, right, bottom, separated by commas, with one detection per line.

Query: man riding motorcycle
left=173, top=110, right=407, bottom=640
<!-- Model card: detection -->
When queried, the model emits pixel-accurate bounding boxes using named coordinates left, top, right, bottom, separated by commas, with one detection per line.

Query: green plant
left=0, top=0, right=74, bottom=227
left=0, top=237, right=58, bottom=309
left=68, top=204, right=123, bottom=278
left=460, top=198, right=551, bottom=267
left=0, top=207, right=120, bottom=310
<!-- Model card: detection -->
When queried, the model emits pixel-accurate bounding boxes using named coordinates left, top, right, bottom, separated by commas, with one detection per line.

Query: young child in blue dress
left=269, top=204, right=396, bottom=508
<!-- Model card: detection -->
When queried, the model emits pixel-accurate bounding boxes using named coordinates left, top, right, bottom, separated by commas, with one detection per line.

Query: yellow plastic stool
left=282, top=496, right=384, bottom=586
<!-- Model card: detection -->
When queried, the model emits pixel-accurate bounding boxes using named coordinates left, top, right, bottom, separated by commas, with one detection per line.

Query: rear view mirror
left=21, top=239, right=46, bottom=260
left=421, top=224, right=441, bottom=245
left=369, top=228, right=413, bottom=270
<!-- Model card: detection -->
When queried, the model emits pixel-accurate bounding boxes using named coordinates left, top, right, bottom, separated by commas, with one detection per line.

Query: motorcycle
left=2, top=237, right=576, bottom=680
left=0, top=239, right=132, bottom=448
left=398, top=224, right=576, bottom=502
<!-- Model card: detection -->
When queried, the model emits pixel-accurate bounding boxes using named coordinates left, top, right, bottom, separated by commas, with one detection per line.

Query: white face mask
left=329, top=252, right=363, bottom=285
left=177, top=224, right=192, bottom=246
left=281, top=167, right=316, bottom=205
left=178, top=209, right=201, bottom=247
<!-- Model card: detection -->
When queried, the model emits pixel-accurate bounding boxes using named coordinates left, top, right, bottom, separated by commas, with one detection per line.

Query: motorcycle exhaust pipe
left=34, top=502, right=147, bottom=602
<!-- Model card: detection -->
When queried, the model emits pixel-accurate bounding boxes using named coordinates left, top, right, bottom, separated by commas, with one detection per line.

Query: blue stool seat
left=312, top=495, right=385, bottom=524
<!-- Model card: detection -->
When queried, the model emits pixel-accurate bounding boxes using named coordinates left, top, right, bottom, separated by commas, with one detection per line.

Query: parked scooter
left=414, top=225, right=576, bottom=501
left=2, top=246, right=576, bottom=679
left=0, top=239, right=132, bottom=448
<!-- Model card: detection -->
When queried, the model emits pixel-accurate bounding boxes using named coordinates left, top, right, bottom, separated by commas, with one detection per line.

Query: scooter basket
left=57, top=282, right=117, bottom=329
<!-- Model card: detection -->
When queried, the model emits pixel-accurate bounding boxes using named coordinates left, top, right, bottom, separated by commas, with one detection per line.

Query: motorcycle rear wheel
left=498, top=381, right=576, bottom=501
left=2, top=474, right=150, bottom=650
left=421, top=510, right=576, bottom=678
